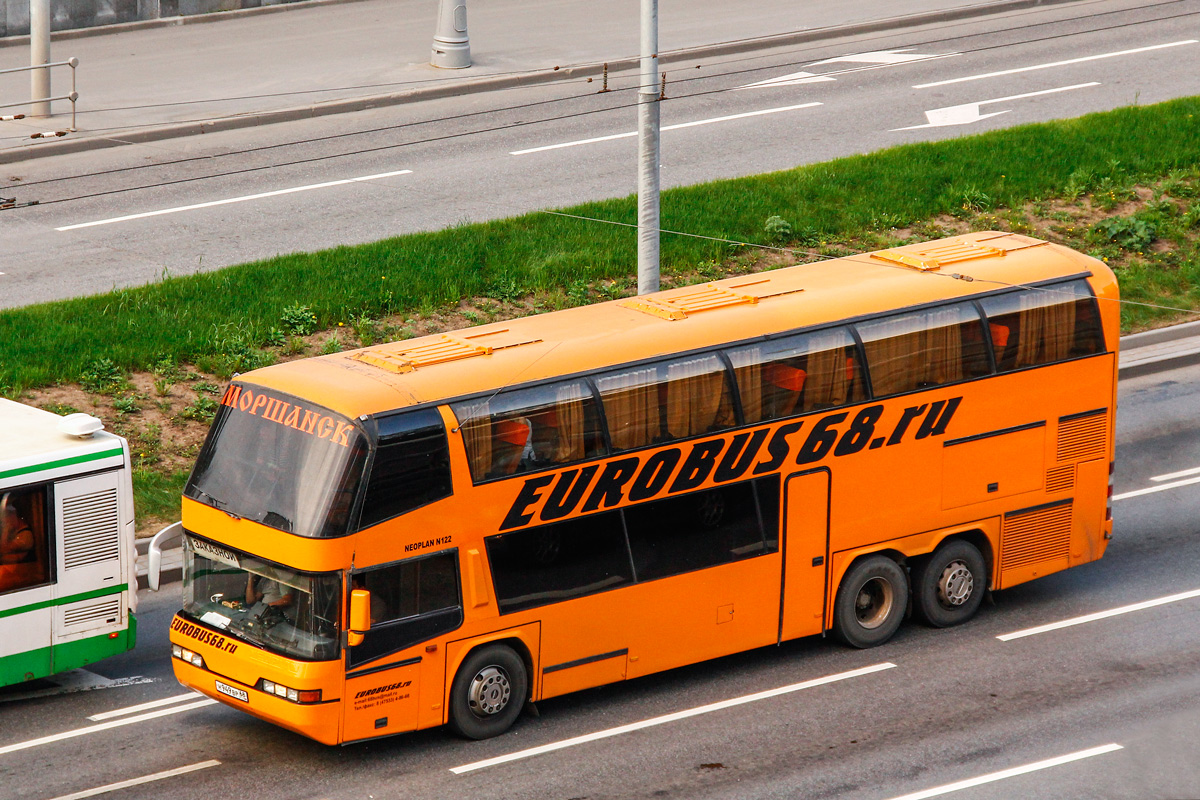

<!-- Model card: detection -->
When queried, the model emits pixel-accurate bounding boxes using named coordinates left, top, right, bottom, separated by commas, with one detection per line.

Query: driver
left=246, top=573, right=295, bottom=612
left=1, top=505, right=35, bottom=565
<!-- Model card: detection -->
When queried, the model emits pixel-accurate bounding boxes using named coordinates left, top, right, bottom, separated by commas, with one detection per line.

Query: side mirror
left=348, top=589, right=372, bottom=646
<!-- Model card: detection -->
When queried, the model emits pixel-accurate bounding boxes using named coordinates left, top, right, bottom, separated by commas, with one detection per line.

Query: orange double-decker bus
left=165, top=232, right=1118, bottom=744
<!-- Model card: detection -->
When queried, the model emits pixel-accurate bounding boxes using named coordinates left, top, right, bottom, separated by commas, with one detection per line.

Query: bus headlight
left=259, top=679, right=321, bottom=704
left=171, top=645, right=205, bottom=669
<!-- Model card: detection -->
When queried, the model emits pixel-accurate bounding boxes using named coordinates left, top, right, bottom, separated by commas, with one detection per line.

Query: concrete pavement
left=0, top=0, right=1086, bottom=163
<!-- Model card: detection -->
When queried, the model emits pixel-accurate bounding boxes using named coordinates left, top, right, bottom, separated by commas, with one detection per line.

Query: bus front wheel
left=832, top=555, right=908, bottom=649
left=912, top=540, right=986, bottom=628
left=448, top=644, right=528, bottom=740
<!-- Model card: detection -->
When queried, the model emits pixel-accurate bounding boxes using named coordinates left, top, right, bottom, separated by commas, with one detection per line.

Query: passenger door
left=779, top=469, right=831, bottom=642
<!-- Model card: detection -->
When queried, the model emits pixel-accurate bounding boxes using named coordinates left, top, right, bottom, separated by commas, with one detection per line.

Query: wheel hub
left=937, top=560, right=973, bottom=607
left=467, top=666, right=511, bottom=716
left=854, top=577, right=894, bottom=629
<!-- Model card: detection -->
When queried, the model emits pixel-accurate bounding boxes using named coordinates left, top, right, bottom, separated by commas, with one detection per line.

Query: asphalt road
left=2, top=0, right=1199, bottom=307
left=1, top=360, right=1198, bottom=799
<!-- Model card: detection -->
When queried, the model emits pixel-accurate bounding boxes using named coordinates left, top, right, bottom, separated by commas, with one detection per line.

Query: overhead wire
left=539, top=210, right=1200, bottom=317
left=2, top=0, right=1196, bottom=199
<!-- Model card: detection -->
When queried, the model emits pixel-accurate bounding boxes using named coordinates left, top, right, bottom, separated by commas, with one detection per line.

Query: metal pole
left=30, top=0, right=51, bottom=118
left=431, top=0, right=470, bottom=69
left=636, top=0, right=660, bottom=295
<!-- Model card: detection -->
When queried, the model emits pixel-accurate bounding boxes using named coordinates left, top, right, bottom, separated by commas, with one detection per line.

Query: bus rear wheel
left=912, top=540, right=986, bottom=628
left=448, top=644, right=528, bottom=740
left=832, top=555, right=908, bottom=649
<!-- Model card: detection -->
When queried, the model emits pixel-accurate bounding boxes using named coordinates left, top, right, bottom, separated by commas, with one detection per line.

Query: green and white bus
left=1, top=399, right=138, bottom=687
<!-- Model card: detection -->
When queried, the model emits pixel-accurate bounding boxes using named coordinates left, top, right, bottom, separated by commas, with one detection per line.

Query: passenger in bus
left=0, top=504, right=35, bottom=566
left=490, top=418, right=534, bottom=476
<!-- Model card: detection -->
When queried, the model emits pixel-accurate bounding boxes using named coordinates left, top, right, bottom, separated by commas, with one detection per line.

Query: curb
left=1117, top=318, right=1200, bottom=379
left=1, top=0, right=1086, bottom=164
left=135, top=537, right=181, bottom=591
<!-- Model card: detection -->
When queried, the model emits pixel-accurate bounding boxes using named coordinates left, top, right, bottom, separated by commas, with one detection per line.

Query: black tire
left=832, top=554, right=908, bottom=649
left=448, top=644, right=528, bottom=740
left=912, top=540, right=986, bottom=628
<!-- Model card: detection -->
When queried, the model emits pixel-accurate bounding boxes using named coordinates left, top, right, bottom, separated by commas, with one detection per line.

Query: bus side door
left=779, top=469, right=831, bottom=641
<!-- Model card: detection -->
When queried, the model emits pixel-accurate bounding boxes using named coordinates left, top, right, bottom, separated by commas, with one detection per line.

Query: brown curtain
left=600, top=368, right=659, bottom=451
left=922, top=308, right=964, bottom=385
left=1016, top=295, right=1076, bottom=366
left=864, top=325, right=922, bottom=397
left=805, top=330, right=854, bottom=409
left=666, top=356, right=732, bottom=438
left=553, top=383, right=586, bottom=462
left=458, top=403, right=492, bottom=482
left=735, top=360, right=764, bottom=423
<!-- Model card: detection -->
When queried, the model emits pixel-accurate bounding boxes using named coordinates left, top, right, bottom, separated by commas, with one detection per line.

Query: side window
left=358, top=408, right=452, bottom=529
left=623, top=478, right=779, bottom=582
left=486, top=511, right=632, bottom=614
left=980, top=280, right=1105, bottom=372
left=727, top=327, right=865, bottom=423
left=596, top=353, right=736, bottom=452
left=349, top=550, right=462, bottom=667
left=0, top=485, right=52, bottom=594
left=857, top=302, right=991, bottom=397
left=452, top=380, right=607, bottom=483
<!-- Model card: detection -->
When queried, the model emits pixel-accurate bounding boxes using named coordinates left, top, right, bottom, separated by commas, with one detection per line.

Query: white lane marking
left=738, top=53, right=958, bottom=89
left=892, top=83, right=1099, bottom=130
left=0, top=699, right=216, bottom=755
left=1113, top=475, right=1200, bottom=501
left=1152, top=466, right=1200, bottom=482
left=451, top=662, right=895, bottom=774
left=884, top=744, right=1123, bottom=800
left=913, top=40, right=1198, bottom=88
left=87, top=691, right=202, bottom=721
left=510, top=103, right=822, bottom=155
left=55, top=169, right=413, bottom=231
left=997, top=588, right=1200, bottom=641
left=47, top=760, right=220, bottom=800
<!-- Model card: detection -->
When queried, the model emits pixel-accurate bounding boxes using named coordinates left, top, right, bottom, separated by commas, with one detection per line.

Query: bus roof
left=243, top=232, right=1111, bottom=419
left=0, top=399, right=126, bottom=482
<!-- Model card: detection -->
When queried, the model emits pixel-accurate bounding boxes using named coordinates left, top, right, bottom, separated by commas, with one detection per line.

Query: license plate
left=214, top=680, right=249, bottom=703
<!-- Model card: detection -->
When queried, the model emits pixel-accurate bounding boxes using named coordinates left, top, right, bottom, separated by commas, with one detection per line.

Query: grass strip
left=2, top=97, right=1199, bottom=393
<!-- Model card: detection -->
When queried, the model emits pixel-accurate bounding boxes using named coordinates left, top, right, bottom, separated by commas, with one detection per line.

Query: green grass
left=131, top=468, right=190, bottom=527
left=1, top=97, right=1198, bottom=393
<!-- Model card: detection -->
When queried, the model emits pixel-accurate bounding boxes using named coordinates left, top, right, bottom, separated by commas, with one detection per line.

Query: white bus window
left=0, top=486, right=52, bottom=594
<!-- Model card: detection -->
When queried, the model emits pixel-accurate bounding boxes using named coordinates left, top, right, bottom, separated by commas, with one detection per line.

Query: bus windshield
left=182, top=535, right=341, bottom=661
left=185, top=385, right=367, bottom=538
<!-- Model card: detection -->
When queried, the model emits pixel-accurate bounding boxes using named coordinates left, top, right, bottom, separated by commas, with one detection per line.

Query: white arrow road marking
left=56, top=169, right=413, bottom=231
left=810, top=49, right=953, bottom=66
left=511, top=103, right=822, bottom=155
left=737, top=71, right=837, bottom=89
left=738, top=51, right=957, bottom=89
left=913, top=40, right=1198, bottom=88
left=891, top=82, right=1099, bottom=130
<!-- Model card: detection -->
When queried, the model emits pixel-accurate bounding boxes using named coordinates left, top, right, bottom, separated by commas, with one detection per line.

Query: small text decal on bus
left=221, top=384, right=354, bottom=448
left=501, top=397, right=961, bottom=530
left=172, top=616, right=239, bottom=654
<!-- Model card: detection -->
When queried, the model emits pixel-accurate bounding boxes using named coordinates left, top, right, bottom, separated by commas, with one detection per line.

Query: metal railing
left=0, top=57, right=79, bottom=134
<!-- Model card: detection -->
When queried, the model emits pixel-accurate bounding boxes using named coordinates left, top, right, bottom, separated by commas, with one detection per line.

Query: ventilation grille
left=62, top=488, right=120, bottom=569
left=63, top=597, right=120, bottom=628
left=872, top=241, right=1005, bottom=271
left=350, top=330, right=541, bottom=373
left=1001, top=502, right=1072, bottom=572
left=1057, top=411, right=1107, bottom=462
left=1045, top=465, right=1075, bottom=493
